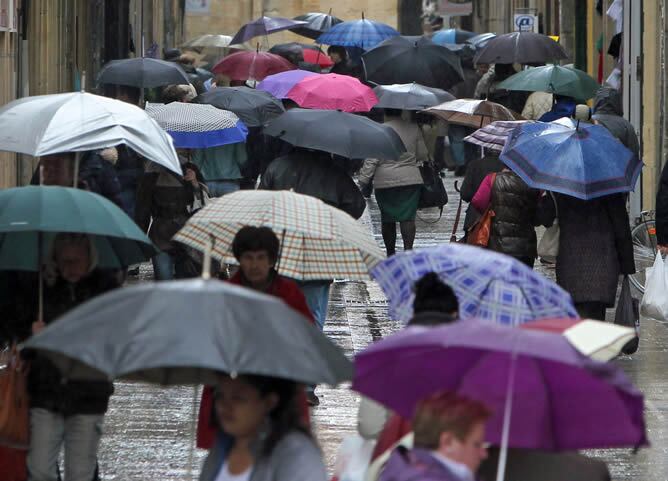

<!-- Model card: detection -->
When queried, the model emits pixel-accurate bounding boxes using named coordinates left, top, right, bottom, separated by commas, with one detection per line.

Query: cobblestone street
left=98, top=173, right=668, bottom=480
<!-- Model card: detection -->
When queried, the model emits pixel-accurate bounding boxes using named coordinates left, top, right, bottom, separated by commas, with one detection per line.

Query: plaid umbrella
left=463, top=120, right=531, bottom=152
left=145, top=102, right=247, bottom=149
left=370, top=244, right=578, bottom=325
left=316, top=18, right=399, bottom=50
left=423, top=98, right=518, bottom=128
left=174, top=190, right=385, bottom=280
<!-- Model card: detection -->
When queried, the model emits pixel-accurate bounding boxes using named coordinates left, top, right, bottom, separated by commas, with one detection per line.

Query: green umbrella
left=497, top=65, right=600, bottom=101
left=0, top=186, right=155, bottom=271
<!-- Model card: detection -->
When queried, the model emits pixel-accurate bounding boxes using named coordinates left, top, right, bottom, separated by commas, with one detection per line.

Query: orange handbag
left=0, top=347, right=30, bottom=450
left=467, top=208, right=495, bottom=247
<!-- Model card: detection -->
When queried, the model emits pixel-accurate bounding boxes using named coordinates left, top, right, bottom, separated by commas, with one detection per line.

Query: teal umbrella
left=497, top=65, right=600, bottom=101
left=0, top=186, right=155, bottom=271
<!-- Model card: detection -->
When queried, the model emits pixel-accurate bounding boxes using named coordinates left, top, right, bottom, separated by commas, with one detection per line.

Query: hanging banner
left=438, top=0, right=473, bottom=16
left=186, top=0, right=211, bottom=15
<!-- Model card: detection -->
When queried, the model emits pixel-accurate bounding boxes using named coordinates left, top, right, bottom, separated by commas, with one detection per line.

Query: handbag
left=418, top=161, right=448, bottom=210
left=467, top=208, right=495, bottom=247
left=615, top=275, right=640, bottom=354
left=641, top=252, right=668, bottom=321
left=0, top=346, right=30, bottom=449
left=537, top=192, right=559, bottom=263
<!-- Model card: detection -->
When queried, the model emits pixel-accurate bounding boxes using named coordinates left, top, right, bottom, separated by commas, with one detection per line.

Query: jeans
left=448, top=124, right=477, bottom=167
left=297, top=280, right=332, bottom=331
left=152, top=251, right=175, bottom=281
left=206, top=180, right=240, bottom=197
left=27, top=408, right=103, bottom=481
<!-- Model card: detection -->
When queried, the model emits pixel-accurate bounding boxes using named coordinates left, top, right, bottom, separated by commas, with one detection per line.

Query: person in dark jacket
left=459, top=151, right=505, bottom=235
left=543, top=193, right=635, bottom=320
left=21, top=233, right=119, bottom=481
left=327, top=45, right=361, bottom=78
left=114, top=145, right=145, bottom=220
left=471, top=170, right=545, bottom=267
left=656, top=162, right=668, bottom=253
left=485, top=63, right=529, bottom=114
left=592, top=86, right=640, bottom=156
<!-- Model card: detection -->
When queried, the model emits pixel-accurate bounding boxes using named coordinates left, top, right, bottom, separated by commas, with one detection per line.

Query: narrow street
left=98, top=173, right=668, bottom=480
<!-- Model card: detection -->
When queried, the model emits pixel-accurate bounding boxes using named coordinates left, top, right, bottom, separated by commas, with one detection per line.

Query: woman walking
left=359, top=110, right=425, bottom=257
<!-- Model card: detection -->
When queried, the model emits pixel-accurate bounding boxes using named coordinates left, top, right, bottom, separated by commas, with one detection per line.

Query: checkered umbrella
left=174, top=190, right=385, bottom=280
left=145, top=102, right=247, bottom=149
left=370, top=244, right=578, bottom=325
left=463, top=120, right=531, bottom=152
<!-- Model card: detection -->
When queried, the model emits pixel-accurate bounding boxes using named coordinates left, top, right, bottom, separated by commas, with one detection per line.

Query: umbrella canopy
left=182, top=34, right=233, bottom=49
left=431, top=28, right=477, bottom=45
left=174, top=190, right=385, bottom=281
left=193, top=87, right=285, bottom=127
left=463, top=120, right=531, bottom=152
left=145, top=102, right=248, bottom=149
left=0, top=92, right=181, bottom=174
left=500, top=118, right=642, bottom=200
left=302, top=49, right=333, bottom=67
left=423, top=98, right=517, bottom=128
left=373, top=83, right=454, bottom=110
left=212, top=50, right=296, bottom=81
left=292, top=12, right=344, bottom=39
left=521, top=318, right=636, bottom=362
left=474, top=32, right=569, bottom=65
left=353, top=320, right=647, bottom=450
left=263, top=108, right=406, bottom=160
left=257, top=70, right=319, bottom=99
left=0, top=186, right=155, bottom=270
left=23, top=278, right=352, bottom=386
left=316, top=18, right=400, bottom=50
left=97, top=58, right=190, bottom=88
left=465, top=32, right=497, bottom=50
left=370, top=244, right=578, bottom=325
left=497, top=64, right=600, bottom=101
left=229, top=16, right=307, bottom=45
left=362, top=36, right=464, bottom=89
left=286, top=73, right=378, bottom=112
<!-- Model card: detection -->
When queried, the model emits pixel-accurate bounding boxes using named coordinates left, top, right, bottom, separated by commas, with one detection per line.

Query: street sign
left=514, top=14, right=539, bottom=33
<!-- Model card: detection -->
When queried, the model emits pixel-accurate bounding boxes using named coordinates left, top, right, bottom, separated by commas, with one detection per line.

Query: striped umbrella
left=145, top=102, right=248, bottom=149
left=174, top=190, right=385, bottom=280
left=463, top=120, right=532, bottom=152
left=316, top=18, right=399, bottom=50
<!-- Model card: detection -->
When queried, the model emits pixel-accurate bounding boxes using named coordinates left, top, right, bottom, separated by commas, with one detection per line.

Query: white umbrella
left=0, top=92, right=181, bottom=174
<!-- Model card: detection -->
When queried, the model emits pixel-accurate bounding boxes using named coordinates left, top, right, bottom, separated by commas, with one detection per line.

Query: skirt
left=375, top=185, right=422, bottom=222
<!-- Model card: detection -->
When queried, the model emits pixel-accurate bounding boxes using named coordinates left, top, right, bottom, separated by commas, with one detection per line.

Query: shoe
left=306, top=391, right=320, bottom=407
left=454, top=166, right=467, bottom=177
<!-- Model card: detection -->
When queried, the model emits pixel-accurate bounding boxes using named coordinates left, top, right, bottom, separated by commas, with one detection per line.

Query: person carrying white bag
left=641, top=252, right=668, bottom=321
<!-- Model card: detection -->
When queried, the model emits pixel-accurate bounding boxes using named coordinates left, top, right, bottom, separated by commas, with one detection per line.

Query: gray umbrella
left=373, top=83, right=455, bottom=110
left=474, top=32, right=569, bottom=65
left=97, top=58, right=190, bottom=88
left=22, top=278, right=352, bottom=386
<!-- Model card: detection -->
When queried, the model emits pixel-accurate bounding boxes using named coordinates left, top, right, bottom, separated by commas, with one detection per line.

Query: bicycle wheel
left=629, top=220, right=657, bottom=293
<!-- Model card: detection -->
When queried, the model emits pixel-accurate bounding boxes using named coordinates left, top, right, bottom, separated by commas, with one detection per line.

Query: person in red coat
left=196, top=226, right=314, bottom=449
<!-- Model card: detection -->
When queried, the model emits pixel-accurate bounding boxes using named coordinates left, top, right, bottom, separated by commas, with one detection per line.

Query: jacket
left=260, top=150, right=366, bottom=219
left=546, top=193, right=635, bottom=305
left=191, top=143, right=248, bottom=181
left=521, top=92, right=553, bottom=120
left=592, top=87, right=640, bottom=157
left=460, top=153, right=505, bottom=231
left=24, top=270, right=119, bottom=416
left=379, top=447, right=469, bottom=481
left=199, top=431, right=327, bottom=481
left=657, top=162, right=668, bottom=245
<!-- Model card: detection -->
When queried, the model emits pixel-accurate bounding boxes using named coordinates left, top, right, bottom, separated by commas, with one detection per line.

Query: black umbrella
left=268, top=43, right=305, bottom=64
left=373, top=83, right=455, bottom=110
left=292, top=11, right=344, bottom=40
left=362, top=36, right=464, bottom=90
left=465, top=32, right=496, bottom=51
left=193, top=87, right=285, bottom=127
left=474, top=32, right=569, bottom=65
left=230, top=16, right=308, bottom=45
left=97, top=58, right=190, bottom=88
left=263, top=108, right=406, bottom=160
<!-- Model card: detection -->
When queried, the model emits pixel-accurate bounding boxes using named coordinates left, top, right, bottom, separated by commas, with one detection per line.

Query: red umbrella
left=302, top=49, right=334, bottom=68
left=287, top=73, right=378, bottom=112
left=212, top=51, right=296, bottom=81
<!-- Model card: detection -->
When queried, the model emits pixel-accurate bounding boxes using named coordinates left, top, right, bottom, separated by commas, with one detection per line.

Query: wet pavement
left=97, top=172, right=668, bottom=480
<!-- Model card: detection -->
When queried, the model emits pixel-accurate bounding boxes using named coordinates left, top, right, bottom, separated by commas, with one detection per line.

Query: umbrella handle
left=495, top=349, right=518, bottom=481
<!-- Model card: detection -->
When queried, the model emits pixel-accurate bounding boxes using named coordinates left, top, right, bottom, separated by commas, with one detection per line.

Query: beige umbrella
left=423, top=98, right=519, bottom=128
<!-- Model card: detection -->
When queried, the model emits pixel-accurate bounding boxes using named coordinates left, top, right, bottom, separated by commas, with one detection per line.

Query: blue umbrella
left=145, top=102, right=248, bottom=149
left=431, top=28, right=476, bottom=45
left=316, top=17, right=399, bottom=50
left=500, top=118, right=642, bottom=200
left=370, top=244, right=578, bottom=326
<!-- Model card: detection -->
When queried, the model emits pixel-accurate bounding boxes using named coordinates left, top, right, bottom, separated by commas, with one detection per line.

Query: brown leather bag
left=467, top=173, right=497, bottom=247
left=0, top=347, right=30, bottom=449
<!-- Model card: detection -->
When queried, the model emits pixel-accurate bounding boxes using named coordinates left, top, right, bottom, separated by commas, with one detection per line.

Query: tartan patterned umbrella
left=423, top=98, right=518, bottom=128
left=316, top=18, right=399, bottom=50
left=463, top=120, right=531, bottom=152
left=370, top=244, right=578, bottom=325
left=174, top=190, right=384, bottom=280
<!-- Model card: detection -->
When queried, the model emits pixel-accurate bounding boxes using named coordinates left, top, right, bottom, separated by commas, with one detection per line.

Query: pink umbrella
left=286, top=73, right=378, bottom=112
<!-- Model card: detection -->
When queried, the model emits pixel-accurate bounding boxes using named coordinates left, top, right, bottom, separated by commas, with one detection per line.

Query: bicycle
left=629, top=210, right=659, bottom=293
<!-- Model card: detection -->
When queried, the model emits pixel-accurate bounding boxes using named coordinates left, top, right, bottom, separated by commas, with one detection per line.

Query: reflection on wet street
left=98, top=173, right=668, bottom=480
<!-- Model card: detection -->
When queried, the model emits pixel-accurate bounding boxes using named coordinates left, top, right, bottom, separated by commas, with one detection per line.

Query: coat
left=199, top=431, right=327, bottom=481
left=460, top=153, right=505, bottom=231
left=260, top=150, right=366, bottom=219
left=379, top=447, right=469, bottom=481
left=592, top=87, right=640, bottom=157
left=657, top=161, right=668, bottom=245
left=550, top=193, right=635, bottom=305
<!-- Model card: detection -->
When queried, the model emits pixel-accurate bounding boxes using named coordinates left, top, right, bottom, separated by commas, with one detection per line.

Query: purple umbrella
left=257, top=70, right=319, bottom=99
left=230, top=16, right=308, bottom=45
left=353, top=320, right=647, bottom=451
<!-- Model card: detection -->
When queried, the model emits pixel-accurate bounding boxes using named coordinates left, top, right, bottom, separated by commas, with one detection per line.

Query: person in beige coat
left=358, top=110, right=425, bottom=256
